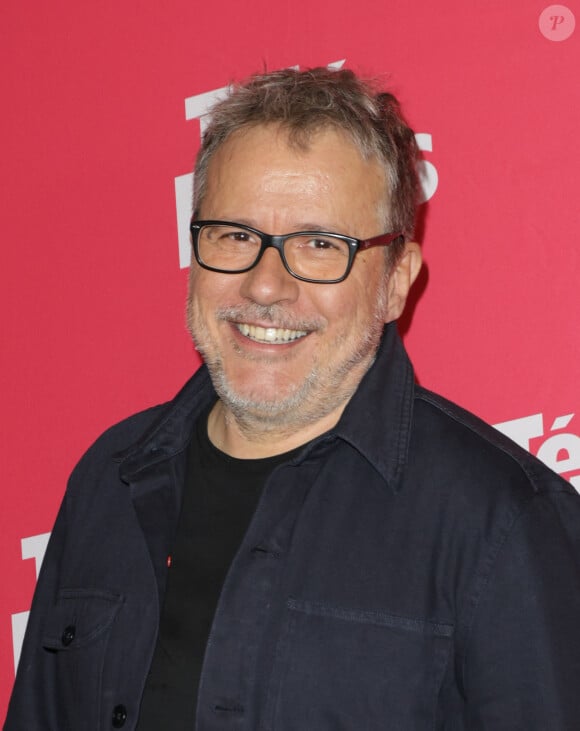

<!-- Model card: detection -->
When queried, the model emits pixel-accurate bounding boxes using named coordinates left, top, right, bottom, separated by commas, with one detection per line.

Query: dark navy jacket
left=5, top=324, right=580, bottom=730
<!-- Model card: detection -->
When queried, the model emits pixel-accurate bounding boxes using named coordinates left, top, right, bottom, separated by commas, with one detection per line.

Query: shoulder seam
left=415, top=387, right=548, bottom=488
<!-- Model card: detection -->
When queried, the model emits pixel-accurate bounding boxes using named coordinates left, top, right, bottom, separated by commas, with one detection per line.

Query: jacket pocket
left=267, top=598, right=453, bottom=731
left=41, top=588, right=124, bottom=731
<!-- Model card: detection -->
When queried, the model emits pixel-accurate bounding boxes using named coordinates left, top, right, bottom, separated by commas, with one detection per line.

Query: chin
left=213, top=368, right=322, bottom=428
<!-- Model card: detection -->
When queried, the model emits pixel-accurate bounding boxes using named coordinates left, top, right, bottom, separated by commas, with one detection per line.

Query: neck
left=206, top=399, right=346, bottom=458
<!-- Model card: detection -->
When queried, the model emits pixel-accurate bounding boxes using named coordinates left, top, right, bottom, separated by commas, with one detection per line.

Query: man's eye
left=228, top=231, right=251, bottom=241
left=220, top=230, right=256, bottom=244
left=307, top=238, right=338, bottom=250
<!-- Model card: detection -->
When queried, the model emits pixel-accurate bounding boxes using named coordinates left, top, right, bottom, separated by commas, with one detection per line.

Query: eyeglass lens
left=196, top=223, right=351, bottom=282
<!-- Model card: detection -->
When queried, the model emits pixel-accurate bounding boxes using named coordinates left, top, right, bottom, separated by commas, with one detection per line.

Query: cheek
left=309, top=289, right=364, bottom=339
left=189, top=269, right=231, bottom=310
left=187, top=274, right=217, bottom=337
left=357, top=257, right=390, bottom=309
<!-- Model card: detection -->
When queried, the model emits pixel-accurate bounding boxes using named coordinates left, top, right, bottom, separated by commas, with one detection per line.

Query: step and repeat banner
left=1, top=0, right=579, bottom=717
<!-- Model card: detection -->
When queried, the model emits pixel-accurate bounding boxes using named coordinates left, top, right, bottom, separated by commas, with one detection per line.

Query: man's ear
left=385, top=242, right=422, bottom=322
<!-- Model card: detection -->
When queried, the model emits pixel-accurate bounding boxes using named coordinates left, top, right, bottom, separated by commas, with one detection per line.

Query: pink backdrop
left=2, top=0, right=579, bottom=717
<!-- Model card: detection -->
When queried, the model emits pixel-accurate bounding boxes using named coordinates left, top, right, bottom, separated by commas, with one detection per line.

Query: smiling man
left=5, top=68, right=580, bottom=731
left=187, top=122, right=416, bottom=457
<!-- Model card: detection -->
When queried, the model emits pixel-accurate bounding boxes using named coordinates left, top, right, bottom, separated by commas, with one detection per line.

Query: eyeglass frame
left=189, top=219, right=404, bottom=284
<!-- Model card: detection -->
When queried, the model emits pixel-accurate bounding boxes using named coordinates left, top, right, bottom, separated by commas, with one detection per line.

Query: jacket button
left=111, top=704, right=127, bottom=728
left=61, top=625, right=76, bottom=646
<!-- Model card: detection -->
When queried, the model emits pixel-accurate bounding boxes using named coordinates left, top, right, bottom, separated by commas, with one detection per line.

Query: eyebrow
left=218, top=218, right=348, bottom=235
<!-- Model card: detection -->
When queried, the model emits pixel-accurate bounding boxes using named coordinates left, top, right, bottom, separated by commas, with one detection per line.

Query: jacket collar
left=117, top=322, right=415, bottom=491
left=116, top=366, right=216, bottom=482
left=327, top=322, right=415, bottom=491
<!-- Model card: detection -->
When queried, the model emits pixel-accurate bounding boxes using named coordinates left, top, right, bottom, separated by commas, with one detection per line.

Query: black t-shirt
left=136, top=408, right=301, bottom=730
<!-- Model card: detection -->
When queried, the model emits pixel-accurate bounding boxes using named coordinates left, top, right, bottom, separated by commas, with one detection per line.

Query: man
left=5, top=67, right=580, bottom=730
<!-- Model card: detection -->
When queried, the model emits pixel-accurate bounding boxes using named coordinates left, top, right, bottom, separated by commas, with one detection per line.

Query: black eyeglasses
left=190, top=220, right=403, bottom=284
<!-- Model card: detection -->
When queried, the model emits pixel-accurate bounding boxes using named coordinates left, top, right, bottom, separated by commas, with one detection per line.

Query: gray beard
left=187, top=300, right=387, bottom=442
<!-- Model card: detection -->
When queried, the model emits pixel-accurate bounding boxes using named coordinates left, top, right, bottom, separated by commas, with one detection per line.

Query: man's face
left=188, top=124, right=404, bottom=434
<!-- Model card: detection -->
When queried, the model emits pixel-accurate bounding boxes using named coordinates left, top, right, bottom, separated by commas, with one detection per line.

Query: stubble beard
left=186, top=291, right=389, bottom=442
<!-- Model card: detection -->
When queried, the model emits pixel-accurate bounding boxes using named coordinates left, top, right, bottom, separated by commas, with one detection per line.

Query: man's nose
left=238, top=247, right=300, bottom=305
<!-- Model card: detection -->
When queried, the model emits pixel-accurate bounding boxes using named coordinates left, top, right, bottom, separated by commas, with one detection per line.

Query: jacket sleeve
left=3, top=492, right=68, bottom=730
left=460, top=488, right=580, bottom=730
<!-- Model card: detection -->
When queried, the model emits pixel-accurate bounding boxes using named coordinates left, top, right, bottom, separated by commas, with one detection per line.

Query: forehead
left=201, top=124, right=388, bottom=232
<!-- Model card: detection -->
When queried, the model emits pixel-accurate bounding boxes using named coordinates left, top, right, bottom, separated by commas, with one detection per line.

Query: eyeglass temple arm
left=358, top=232, right=404, bottom=251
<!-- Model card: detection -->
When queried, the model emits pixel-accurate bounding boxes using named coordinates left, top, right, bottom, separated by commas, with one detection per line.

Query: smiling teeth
left=236, top=323, right=308, bottom=343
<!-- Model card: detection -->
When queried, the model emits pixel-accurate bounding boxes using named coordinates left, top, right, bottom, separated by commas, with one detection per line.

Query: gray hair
left=193, top=67, right=420, bottom=259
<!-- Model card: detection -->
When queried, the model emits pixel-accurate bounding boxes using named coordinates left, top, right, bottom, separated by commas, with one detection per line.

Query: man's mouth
left=235, top=323, right=309, bottom=344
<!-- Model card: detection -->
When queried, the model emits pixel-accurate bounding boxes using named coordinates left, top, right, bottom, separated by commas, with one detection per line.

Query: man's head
left=187, top=68, right=422, bottom=452
left=193, top=67, right=420, bottom=265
